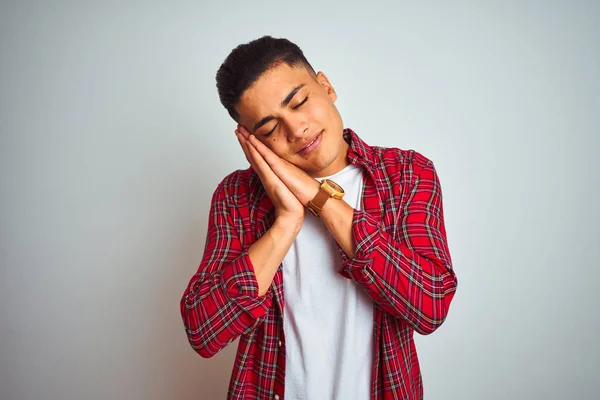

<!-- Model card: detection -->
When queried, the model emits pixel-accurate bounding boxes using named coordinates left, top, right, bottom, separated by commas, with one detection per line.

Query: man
left=181, top=35, right=458, bottom=400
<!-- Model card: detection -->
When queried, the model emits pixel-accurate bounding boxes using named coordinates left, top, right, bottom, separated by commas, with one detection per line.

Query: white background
left=1, top=1, right=598, bottom=399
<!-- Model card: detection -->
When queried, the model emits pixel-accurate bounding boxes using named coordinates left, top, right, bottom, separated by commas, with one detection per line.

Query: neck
left=309, top=142, right=350, bottom=178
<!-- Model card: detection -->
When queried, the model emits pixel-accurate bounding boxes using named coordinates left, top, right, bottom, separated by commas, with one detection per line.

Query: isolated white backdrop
left=1, top=1, right=598, bottom=399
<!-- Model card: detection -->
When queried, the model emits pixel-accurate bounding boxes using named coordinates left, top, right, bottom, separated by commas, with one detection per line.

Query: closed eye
left=263, top=96, right=308, bottom=137
left=292, top=96, right=309, bottom=110
left=264, top=124, right=277, bottom=138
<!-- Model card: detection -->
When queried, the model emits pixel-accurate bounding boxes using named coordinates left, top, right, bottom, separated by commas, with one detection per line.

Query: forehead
left=236, top=63, right=313, bottom=123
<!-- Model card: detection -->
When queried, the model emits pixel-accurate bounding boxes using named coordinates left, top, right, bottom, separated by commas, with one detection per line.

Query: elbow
left=188, top=333, right=236, bottom=359
left=414, top=315, right=447, bottom=335
left=421, top=269, right=457, bottom=335
left=180, top=302, right=217, bottom=359
left=184, top=329, right=222, bottom=359
left=181, top=309, right=231, bottom=360
left=415, top=291, right=456, bottom=335
left=194, top=343, right=218, bottom=359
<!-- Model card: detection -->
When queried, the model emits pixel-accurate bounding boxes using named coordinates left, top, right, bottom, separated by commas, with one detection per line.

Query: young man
left=181, top=36, right=458, bottom=400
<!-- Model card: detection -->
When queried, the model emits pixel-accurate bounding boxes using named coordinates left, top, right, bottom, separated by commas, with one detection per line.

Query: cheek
left=309, top=98, right=335, bottom=122
left=265, top=140, right=288, bottom=158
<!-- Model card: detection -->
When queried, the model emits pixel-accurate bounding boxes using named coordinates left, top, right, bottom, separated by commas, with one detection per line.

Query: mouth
left=296, top=130, right=324, bottom=156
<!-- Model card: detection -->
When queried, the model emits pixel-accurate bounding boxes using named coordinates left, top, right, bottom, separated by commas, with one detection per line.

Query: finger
left=248, top=134, right=283, bottom=168
left=247, top=134, right=300, bottom=181
left=236, top=132, right=254, bottom=165
left=237, top=125, right=251, bottom=140
left=235, top=131, right=247, bottom=154
left=246, top=139, right=281, bottom=184
left=235, top=128, right=250, bottom=143
left=238, top=134, right=268, bottom=181
left=245, top=139, right=268, bottom=172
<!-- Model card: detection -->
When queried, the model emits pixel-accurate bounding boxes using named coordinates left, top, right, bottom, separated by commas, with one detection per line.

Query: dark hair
left=216, top=35, right=316, bottom=121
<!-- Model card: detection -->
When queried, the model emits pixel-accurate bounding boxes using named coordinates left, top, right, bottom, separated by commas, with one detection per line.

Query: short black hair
left=216, top=35, right=316, bottom=121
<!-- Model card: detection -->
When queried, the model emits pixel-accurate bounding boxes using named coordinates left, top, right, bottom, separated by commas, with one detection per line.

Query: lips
left=297, top=130, right=323, bottom=156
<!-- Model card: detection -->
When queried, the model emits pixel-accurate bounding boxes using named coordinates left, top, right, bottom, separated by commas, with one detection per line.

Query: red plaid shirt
left=181, top=129, right=458, bottom=399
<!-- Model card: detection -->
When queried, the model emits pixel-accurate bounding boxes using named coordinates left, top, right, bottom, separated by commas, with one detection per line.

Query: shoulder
left=210, top=167, right=255, bottom=205
left=369, top=144, right=435, bottom=178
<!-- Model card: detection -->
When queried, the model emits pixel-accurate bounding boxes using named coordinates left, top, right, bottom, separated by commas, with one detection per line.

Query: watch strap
left=307, top=188, right=331, bottom=217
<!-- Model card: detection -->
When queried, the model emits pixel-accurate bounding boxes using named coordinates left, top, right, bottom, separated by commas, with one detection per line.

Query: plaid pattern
left=181, top=129, right=458, bottom=399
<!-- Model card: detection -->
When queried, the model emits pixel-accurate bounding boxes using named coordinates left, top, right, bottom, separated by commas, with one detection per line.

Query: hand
left=236, top=125, right=320, bottom=206
left=235, top=127, right=305, bottom=225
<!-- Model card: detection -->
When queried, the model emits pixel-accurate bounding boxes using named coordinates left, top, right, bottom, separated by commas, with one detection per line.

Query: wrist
left=273, top=214, right=303, bottom=235
left=300, top=179, right=321, bottom=206
left=307, top=178, right=345, bottom=217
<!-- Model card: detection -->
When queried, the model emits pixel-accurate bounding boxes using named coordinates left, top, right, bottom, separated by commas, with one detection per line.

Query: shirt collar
left=344, top=128, right=377, bottom=168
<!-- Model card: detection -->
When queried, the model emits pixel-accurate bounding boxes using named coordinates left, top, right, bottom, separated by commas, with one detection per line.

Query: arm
left=321, top=158, right=457, bottom=335
left=238, top=131, right=457, bottom=334
left=180, top=183, right=301, bottom=358
left=182, top=129, right=304, bottom=359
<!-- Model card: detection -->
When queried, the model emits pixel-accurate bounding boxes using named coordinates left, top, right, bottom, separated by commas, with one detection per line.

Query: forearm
left=316, top=191, right=456, bottom=334
left=249, top=215, right=303, bottom=296
left=319, top=197, right=356, bottom=258
left=181, top=262, right=272, bottom=358
left=339, top=209, right=457, bottom=334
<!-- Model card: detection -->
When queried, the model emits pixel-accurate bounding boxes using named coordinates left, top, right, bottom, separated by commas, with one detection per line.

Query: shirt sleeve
left=338, top=159, right=458, bottom=335
left=180, top=182, right=272, bottom=358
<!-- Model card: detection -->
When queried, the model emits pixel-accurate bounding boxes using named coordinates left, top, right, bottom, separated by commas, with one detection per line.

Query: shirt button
left=278, top=340, right=282, bottom=347
left=274, top=395, right=280, bottom=400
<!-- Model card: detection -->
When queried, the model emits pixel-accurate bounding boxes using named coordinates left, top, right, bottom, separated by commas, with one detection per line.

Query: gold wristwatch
left=307, top=179, right=345, bottom=217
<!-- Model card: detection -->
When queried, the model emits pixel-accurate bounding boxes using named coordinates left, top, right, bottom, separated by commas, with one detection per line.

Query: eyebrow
left=252, top=84, right=306, bottom=132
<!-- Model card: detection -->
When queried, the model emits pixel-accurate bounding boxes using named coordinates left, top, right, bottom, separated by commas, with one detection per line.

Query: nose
left=284, top=115, right=309, bottom=142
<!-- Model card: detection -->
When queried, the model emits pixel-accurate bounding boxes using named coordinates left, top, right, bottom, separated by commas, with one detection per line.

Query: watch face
left=324, top=179, right=344, bottom=194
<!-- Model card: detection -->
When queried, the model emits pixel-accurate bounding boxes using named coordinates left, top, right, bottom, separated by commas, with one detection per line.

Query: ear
left=315, top=71, right=337, bottom=102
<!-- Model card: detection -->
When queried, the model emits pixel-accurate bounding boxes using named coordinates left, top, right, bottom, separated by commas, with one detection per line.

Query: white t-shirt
left=282, top=163, right=374, bottom=400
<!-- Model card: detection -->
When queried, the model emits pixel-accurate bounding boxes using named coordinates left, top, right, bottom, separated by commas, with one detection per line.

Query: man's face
left=235, top=62, right=349, bottom=178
